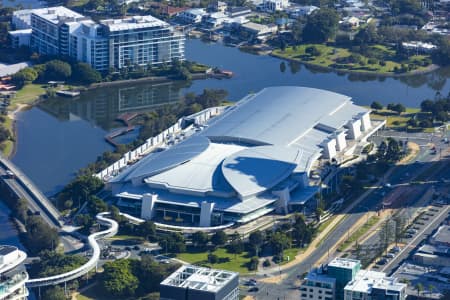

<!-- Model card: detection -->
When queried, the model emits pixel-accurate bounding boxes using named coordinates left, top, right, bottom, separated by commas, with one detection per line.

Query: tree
left=101, top=259, right=139, bottom=297
left=131, top=255, right=180, bottom=294
left=11, top=197, right=28, bottom=224
left=248, top=257, right=259, bottom=271
left=11, top=67, right=38, bottom=86
left=302, top=8, right=339, bottom=43
left=208, top=253, right=219, bottom=264
left=74, top=214, right=93, bottom=232
left=211, top=231, right=227, bottom=248
left=42, top=285, right=66, bottom=300
left=420, top=99, right=435, bottom=112
left=73, top=62, right=102, bottom=84
left=191, top=231, right=209, bottom=248
left=370, top=101, right=383, bottom=110
left=87, top=195, right=108, bottom=215
left=138, top=220, right=156, bottom=242
left=353, top=23, right=378, bottom=46
left=23, top=216, right=59, bottom=255
left=270, top=232, right=291, bottom=256
left=392, top=103, right=406, bottom=114
left=249, top=230, right=264, bottom=256
left=393, top=215, right=405, bottom=245
left=44, top=60, right=72, bottom=81
left=416, top=283, right=424, bottom=296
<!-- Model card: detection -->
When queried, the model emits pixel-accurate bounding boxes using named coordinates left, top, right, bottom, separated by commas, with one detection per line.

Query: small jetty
left=105, top=113, right=140, bottom=147
left=56, top=90, right=80, bottom=97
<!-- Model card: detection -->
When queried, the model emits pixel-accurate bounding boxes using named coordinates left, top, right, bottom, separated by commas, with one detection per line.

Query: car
left=404, top=234, right=414, bottom=239
left=386, top=253, right=395, bottom=259
left=133, top=245, right=140, bottom=251
left=125, top=246, right=132, bottom=251
left=377, top=258, right=388, bottom=265
left=391, top=246, right=401, bottom=253
left=406, top=229, right=417, bottom=234
left=248, top=287, right=259, bottom=292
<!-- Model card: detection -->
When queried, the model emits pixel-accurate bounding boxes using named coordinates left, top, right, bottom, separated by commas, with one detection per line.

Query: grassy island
left=272, top=44, right=434, bottom=76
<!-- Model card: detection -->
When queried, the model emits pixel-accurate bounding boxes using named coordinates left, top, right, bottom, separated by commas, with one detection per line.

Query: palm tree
left=417, top=283, right=424, bottom=296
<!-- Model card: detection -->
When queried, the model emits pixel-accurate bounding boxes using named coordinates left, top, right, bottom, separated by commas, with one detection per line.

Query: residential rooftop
left=431, top=225, right=450, bottom=246
left=345, top=270, right=406, bottom=293
left=31, top=6, right=85, bottom=24
left=101, top=15, right=169, bottom=31
left=328, top=257, right=361, bottom=270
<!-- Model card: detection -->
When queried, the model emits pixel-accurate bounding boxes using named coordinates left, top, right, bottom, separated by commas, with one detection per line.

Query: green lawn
left=11, top=84, right=46, bottom=108
left=176, top=247, right=252, bottom=274
left=1, top=116, right=14, bottom=157
left=272, top=44, right=432, bottom=75
left=281, top=247, right=302, bottom=265
left=337, top=216, right=380, bottom=252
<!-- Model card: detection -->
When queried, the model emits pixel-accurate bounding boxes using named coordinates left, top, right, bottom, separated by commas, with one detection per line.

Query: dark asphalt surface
left=245, top=131, right=449, bottom=300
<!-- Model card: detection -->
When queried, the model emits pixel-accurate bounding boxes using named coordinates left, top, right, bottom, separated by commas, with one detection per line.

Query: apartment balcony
left=0, top=272, right=28, bottom=300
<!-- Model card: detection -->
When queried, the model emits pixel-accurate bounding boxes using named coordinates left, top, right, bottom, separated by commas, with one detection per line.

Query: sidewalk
left=256, top=168, right=396, bottom=280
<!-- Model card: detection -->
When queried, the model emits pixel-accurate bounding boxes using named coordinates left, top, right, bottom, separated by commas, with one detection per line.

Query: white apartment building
left=29, top=6, right=86, bottom=56
left=0, top=245, right=28, bottom=300
left=10, top=7, right=185, bottom=71
left=101, top=16, right=184, bottom=70
left=262, top=0, right=290, bottom=12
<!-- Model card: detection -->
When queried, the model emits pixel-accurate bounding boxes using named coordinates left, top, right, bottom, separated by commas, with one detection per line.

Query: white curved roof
left=222, top=145, right=301, bottom=198
left=111, top=86, right=369, bottom=202
left=110, top=136, right=210, bottom=183
left=201, top=86, right=358, bottom=146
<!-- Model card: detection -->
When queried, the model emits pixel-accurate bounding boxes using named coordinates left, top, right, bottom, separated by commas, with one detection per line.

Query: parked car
left=391, top=246, right=401, bottom=253
left=377, top=258, right=388, bottom=265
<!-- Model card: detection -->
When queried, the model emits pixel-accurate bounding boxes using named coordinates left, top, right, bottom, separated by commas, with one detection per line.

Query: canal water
left=0, top=200, right=24, bottom=249
left=10, top=38, right=450, bottom=198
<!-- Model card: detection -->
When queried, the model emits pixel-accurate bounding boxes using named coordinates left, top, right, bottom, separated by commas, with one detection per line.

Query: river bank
left=2, top=69, right=231, bottom=158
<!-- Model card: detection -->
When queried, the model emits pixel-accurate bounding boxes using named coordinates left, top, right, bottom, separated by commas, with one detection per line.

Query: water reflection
left=39, top=81, right=189, bottom=130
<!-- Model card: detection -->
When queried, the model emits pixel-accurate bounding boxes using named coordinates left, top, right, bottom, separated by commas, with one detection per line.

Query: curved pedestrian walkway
left=26, top=212, right=118, bottom=288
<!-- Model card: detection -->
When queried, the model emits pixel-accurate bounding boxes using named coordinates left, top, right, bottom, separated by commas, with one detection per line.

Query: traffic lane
left=5, top=178, right=57, bottom=228
left=383, top=205, right=450, bottom=275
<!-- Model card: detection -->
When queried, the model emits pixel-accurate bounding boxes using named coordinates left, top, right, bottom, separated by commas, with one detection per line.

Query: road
left=0, top=157, right=62, bottom=228
left=247, top=130, right=450, bottom=300
left=381, top=204, right=449, bottom=275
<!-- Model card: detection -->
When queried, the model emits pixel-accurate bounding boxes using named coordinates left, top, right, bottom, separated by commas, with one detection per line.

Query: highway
left=0, top=157, right=62, bottom=228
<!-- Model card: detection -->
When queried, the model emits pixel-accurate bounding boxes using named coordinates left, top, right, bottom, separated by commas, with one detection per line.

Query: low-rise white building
left=402, top=41, right=438, bottom=53
left=177, top=8, right=207, bottom=24
left=344, top=270, right=407, bottom=300
left=262, top=0, right=290, bottom=12
left=202, top=12, right=229, bottom=28
left=287, top=5, right=318, bottom=17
